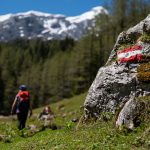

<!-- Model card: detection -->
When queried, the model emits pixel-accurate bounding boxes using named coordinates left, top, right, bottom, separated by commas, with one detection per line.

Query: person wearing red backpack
left=11, top=85, right=32, bottom=130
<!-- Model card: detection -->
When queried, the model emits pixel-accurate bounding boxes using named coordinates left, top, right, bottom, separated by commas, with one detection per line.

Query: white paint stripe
left=118, top=50, right=142, bottom=59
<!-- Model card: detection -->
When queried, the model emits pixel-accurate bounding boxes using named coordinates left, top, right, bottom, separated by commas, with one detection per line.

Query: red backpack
left=16, top=90, right=30, bottom=113
left=17, top=90, right=29, bottom=102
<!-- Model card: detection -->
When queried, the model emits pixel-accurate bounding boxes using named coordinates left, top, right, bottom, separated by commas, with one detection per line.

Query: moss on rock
left=137, top=63, right=150, bottom=82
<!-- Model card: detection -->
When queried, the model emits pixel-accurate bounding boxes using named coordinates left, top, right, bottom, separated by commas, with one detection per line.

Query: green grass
left=0, top=93, right=149, bottom=150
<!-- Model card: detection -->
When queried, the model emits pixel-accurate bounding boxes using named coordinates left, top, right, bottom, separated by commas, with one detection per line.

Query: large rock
left=116, top=96, right=150, bottom=129
left=84, top=15, right=150, bottom=128
left=116, top=96, right=141, bottom=129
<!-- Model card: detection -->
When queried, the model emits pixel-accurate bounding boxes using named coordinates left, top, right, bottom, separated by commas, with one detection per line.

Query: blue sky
left=0, top=0, right=111, bottom=16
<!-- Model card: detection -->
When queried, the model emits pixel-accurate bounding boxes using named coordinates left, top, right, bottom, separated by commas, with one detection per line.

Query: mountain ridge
left=0, top=6, right=107, bottom=41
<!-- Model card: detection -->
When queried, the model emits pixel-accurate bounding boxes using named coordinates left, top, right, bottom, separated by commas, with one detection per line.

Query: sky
left=0, top=0, right=111, bottom=16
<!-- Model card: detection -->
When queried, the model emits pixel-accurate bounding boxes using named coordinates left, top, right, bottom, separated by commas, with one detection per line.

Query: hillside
left=0, top=1, right=150, bottom=149
left=0, top=93, right=149, bottom=150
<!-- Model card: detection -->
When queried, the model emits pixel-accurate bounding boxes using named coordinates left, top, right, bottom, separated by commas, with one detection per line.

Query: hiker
left=38, top=106, right=53, bottom=120
left=11, top=85, right=32, bottom=130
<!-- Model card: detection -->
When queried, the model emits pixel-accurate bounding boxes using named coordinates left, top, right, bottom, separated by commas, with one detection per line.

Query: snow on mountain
left=0, top=6, right=107, bottom=41
left=67, top=6, right=107, bottom=23
left=0, top=14, right=13, bottom=22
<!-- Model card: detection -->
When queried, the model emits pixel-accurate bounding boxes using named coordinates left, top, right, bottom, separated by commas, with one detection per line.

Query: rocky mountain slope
left=0, top=6, right=107, bottom=41
left=84, top=14, right=150, bottom=129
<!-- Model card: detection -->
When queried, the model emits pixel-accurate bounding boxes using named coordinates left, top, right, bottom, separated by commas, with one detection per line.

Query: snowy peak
left=67, top=6, right=107, bottom=23
left=0, top=6, right=107, bottom=41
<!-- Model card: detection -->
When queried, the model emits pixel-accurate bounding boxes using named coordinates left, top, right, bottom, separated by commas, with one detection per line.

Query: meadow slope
left=0, top=93, right=149, bottom=150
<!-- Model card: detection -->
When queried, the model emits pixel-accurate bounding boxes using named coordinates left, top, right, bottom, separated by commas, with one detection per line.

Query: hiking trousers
left=17, top=112, right=28, bottom=130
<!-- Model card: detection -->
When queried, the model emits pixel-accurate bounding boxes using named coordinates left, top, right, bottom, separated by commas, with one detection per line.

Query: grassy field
left=0, top=93, right=149, bottom=150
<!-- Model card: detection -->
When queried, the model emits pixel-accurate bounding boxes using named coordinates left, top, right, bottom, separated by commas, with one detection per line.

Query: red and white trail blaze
left=117, top=45, right=143, bottom=63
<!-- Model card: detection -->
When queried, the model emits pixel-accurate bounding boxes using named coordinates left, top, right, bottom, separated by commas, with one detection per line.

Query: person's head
left=19, top=85, right=27, bottom=91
